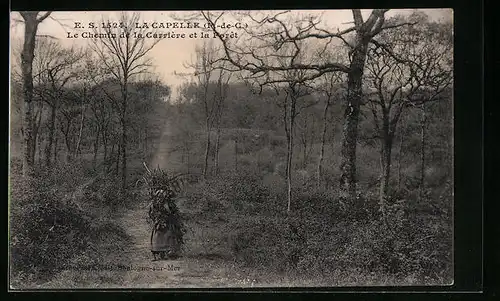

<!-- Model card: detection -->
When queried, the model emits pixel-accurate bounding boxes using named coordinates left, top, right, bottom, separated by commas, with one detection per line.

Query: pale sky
left=9, top=9, right=452, bottom=98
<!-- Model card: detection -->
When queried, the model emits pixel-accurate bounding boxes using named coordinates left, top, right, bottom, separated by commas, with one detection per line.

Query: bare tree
left=396, top=114, right=406, bottom=191
left=281, top=80, right=315, bottom=213
left=82, top=55, right=114, bottom=167
left=57, top=94, right=79, bottom=161
left=90, top=12, right=160, bottom=190
left=74, top=89, right=86, bottom=157
left=18, top=11, right=51, bottom=176
left=195, top=42, right=215, bottom=179
left=364, top=12, right=453, bottom=211
left=297, top=110, right=316, bottom=169
left=202, top=9, right=416, bottom=203
left=29, top=101, right=44, bottom=165
left=240, top=37, right=317, bottom=213
left=188, top=41, right=229, bottom=179
left=316, top=72, right=345, bottom=188
left=30, top=38, right=83, bottom=167
left=213, top=61, right=232, bottom=176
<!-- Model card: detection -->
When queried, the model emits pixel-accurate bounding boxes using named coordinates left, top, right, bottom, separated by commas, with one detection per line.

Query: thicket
left=184, top=170, right=452, bottom=285
left=9, top=158, right=133, bottom=287
left=179, top=97, right=453, bottom=285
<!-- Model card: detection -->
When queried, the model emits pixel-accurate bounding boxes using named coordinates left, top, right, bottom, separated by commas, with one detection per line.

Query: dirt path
left=113, top=205, right=260, bottom=288
left=107, top=122, right=272, bottom=288
left=103, top=119, right=238, bottom=288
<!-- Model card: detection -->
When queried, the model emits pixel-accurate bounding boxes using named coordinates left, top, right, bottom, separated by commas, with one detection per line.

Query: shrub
left=335, top=192, right=452, bottom=284
left=10, top=175, right=91, bottom=281
left=9, top=161, right=133, bottom=287
left=185, top=173, right=272, bottom=215
left=255, top=147, right=275, bottom=174
left=225, top=188, right=452, bottom=285
left=229, top=216, right=301, bottom=273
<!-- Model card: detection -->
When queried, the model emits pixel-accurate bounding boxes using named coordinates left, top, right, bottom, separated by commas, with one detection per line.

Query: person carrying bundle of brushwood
left=141, top=163, right=188, bottom=261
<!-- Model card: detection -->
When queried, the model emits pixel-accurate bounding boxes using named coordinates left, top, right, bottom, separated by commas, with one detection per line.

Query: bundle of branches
left=140, top=163, right=188, bottom=248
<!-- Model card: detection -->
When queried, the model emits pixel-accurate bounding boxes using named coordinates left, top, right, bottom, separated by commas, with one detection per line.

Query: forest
left=9, top=10, right=453, bottom=288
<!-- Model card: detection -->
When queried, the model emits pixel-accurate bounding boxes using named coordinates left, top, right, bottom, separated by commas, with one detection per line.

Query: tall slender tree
left=316, top=72, right=344, bottom=188
left=90, top=12, right=160, bottom=190
left=18, top=11, right=51, bottom=177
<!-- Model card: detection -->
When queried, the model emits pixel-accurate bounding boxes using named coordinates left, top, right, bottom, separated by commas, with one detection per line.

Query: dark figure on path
left=149, top=189, right=183, bottom=260
left=141, top=164, right=188, bottom=261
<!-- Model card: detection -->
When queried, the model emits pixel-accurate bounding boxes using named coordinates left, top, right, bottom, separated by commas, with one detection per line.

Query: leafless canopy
left=365, top=12, right=453, bottom=111
left=89, top=12, right=161, bottom=84
left=201, top=10, right=417, bottom=87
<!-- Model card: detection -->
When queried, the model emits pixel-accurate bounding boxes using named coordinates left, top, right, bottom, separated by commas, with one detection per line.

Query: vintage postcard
left=9, top=9, right=453, bottom=289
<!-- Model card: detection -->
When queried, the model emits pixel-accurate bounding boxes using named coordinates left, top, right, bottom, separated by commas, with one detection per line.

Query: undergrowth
left=183, top=172, right=453, bottom=286
left=9, top=159, right=134, bottom=288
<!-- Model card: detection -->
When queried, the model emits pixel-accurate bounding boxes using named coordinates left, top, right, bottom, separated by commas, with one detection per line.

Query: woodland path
left=113, top=203, right=260, bottom=288
left=107, top=121, right=295, bottom=288
left=111, top=116, right=264, bottom=288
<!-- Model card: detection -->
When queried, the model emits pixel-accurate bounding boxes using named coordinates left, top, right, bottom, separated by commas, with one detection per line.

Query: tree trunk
left=214, top=125, right=221, bottom=176
left=234, top=138, right=238, bottom=173
left=397, top=127, right=404, bottom=191
left=20, top=13, right=39, bottom=177
left=65, top=135, right=72, bottom=162
left=379, top=126, right=393, bottom=213
left=31, top=107, right=42, bottom=166
left=37, top=130, right=43, bottom=165
left=34, top=105, right=44, bottom=163
left=286, top=129, right=294, bottom=213
left=93, top=125, right=100, bottom=168
left=339, top=35, right=369, bottom=203
left=300, top=117, right=308, bottom=169
left=76, top=105, right=85, bottom=157
left=419, top=103, right=427, bottom=200
left=120, top=80, right=128, bottom=190
left=45, top=105, right=56, bottom=168
left=285, top=94, right=297, bottom=214
left=302, top=136, right=307, bottom=169
left=54, top=131, right=59, bottom=164
left=61, top=121, right=72, bottom=162
left=115, top=141, right=120, bottom=176
left=203, top=126, right=211, bottom=180
left=103, top=130, right=108, bottom=161
left=120, top=118, right=127, bottom=188
left=108, top=138, right=115, bottom=172
left=317, top=99, right=330, bottom=188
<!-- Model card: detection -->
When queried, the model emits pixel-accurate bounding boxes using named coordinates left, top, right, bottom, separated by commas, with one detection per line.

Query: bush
left=9, top=161, right=133, bottom=286
left=225, top=188, right=452, bottom=285
left=334, top=191, right=452, bottom=284
left=255, top=146, right=275, bottom=174
left=229, top=216, right=302, bottom=273
left=182, top=159, right=452, bottom=285
left=185, top=173, right=272, bottom=215
left=10, top=175, right=91, bottom=281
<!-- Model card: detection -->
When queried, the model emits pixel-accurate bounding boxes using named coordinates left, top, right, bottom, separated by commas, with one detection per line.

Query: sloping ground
left=149, top=119, right=173, bottom=171
left=113, top=204, right=260, bottom=288
left=114, top=200, right=352, bottom=288
left=110, top=122, right=319, bottom=288
left=36, top=202, right=270, bottom=289
left=32, top=124, right=334, bottom=289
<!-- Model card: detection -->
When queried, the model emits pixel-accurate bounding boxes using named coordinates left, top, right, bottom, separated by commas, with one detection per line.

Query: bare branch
left=36, top=11, right=52, bottom=23
left=381, top=21, right=418, bottom=31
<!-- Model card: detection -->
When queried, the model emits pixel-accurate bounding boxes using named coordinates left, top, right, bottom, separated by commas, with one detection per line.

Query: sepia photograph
left=9, top=9, right=454, bottom=289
